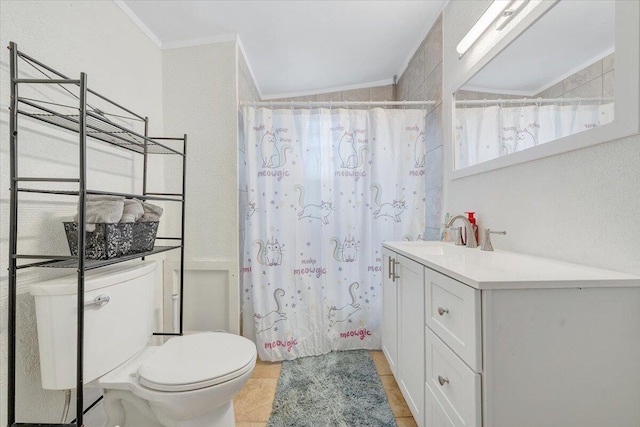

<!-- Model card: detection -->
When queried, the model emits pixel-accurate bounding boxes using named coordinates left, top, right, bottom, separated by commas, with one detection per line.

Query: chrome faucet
left=480, top=229, right=507, bottom=251
left=446, top=214, right=477, bottom=248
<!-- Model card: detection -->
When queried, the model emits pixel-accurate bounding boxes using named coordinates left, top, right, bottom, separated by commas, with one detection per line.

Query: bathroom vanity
left=382, top=241, right=640, bottom=427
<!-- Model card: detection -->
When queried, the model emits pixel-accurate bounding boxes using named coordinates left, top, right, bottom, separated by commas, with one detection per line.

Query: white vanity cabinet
left=382, top=247, right=425, bottom=426
left=382, top=241, right=640, bottom=427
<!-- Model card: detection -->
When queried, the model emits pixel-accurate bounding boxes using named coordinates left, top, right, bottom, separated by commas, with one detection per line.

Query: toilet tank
left=29, top=261, right=157, bottom=390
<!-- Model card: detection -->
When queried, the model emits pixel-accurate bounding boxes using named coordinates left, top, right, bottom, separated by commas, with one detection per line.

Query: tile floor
left=234, top=350, right=417, bottom=427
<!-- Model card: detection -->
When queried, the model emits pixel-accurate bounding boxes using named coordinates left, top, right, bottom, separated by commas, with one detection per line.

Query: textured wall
left=0, top=0, right=164, bottom=424
left=396, top=15, right=443, bottom=240
left=162, top=42, right=238, bottom=260
left=442, top=0, right=640, bottom=275
left=162, top=42, right=240, bottom=333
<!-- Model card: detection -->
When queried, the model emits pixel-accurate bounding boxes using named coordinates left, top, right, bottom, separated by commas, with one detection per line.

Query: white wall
left=0, top=1, right=163, bottom=424
left=442, top=0, right=640, bottom=275
left=162, top=42, right=241, bottom=334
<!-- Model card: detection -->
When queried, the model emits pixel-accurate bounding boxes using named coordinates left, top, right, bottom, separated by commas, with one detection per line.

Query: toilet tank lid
left=29, top=261, right=156, bottom=296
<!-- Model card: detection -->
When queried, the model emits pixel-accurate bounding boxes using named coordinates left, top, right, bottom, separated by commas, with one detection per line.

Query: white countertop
left=383, top=241, right=640, bottom=290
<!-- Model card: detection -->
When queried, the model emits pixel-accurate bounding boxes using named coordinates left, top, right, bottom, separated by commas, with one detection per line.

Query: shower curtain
left=239, top=107, right=426, bottom=361
left=455, top=102, right=614, bottom=168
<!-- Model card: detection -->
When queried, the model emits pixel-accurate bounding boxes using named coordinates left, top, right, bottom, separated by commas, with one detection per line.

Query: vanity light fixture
left=456, top=0, right=529, bottom=59
left=495, top=0, right=529, bottom=31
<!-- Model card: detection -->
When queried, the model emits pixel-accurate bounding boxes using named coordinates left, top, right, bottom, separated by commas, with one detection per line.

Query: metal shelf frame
left=6, top=42, right=187, bottom=427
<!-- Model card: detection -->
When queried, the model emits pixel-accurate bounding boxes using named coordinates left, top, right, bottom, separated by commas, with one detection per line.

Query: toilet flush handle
left=85, top=294, right=110, bottom=308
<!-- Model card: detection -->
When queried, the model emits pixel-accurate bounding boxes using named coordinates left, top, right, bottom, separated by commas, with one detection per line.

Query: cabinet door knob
left=438, top=375, right=449, bottom=386
left=437, top=307, right=449, bottom=316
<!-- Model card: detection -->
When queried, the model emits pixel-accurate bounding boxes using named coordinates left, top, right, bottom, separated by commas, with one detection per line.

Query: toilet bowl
left=99, top=332, right=257, bottom=427
left=29, top=261, right=257, bottom=427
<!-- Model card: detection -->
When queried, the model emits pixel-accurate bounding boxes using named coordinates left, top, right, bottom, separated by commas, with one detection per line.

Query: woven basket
left=63, top=221, right=159, bottom=260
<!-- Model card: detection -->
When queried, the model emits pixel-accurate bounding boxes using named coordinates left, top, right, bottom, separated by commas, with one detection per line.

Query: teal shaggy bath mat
left=267, top=350, right=397, bottom=427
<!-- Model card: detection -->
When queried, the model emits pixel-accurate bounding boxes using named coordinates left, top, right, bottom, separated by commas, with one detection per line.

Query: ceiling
left=117, top=0, right=447, bottom=99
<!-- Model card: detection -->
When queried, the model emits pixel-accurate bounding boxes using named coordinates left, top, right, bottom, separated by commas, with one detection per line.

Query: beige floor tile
left=380, top=372, right=400, bottom=389
left=236, top=423, right=268, bottom=427
left=379, top=375, right=413, bottom=418
left=234, top=378, right=278, bottom=422
left=396, top=416, right=418, bottom=427
left=252, top=358, right=282, bottom=379
left=370, top=350, right=393, bottom=376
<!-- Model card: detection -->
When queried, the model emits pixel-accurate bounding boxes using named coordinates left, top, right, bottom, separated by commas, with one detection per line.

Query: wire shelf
left=18, top=98, right=183, bottom=155
left=8, top=42, right=187, bottom=427
left=34, top=246, right=181, bottom=269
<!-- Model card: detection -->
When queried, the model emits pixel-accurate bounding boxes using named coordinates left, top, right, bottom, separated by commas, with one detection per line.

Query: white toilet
left=29, top=261, right=257, bottom=427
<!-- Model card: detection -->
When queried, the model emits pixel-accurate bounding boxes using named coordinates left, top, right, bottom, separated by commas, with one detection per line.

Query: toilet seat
left=137, top=332, right=257, bottom=392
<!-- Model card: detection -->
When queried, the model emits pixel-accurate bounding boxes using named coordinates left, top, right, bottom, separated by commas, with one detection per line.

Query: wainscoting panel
left=163, top=259, right=240, bottom=334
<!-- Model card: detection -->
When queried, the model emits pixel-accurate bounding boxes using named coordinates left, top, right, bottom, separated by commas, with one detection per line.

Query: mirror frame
left=447, top=0, right=639, bottom=179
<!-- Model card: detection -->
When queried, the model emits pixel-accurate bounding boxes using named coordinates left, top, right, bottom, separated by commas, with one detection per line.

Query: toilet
left=29, top=261, right=256, bottom=427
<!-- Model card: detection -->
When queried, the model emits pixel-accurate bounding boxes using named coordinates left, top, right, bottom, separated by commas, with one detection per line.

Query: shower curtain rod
left=455, top=97, right=614, bottom=106
left=241, top=100, right=436, bottom=107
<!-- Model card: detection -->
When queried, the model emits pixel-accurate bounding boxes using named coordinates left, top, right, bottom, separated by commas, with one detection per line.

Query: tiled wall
left=396, top=15, right=443, bottom=240
left=269, top=84, right=394, bottom=104
left=536, top=53, right=614, bottom=99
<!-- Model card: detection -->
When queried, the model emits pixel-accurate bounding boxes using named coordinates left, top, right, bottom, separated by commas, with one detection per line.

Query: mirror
left=453, top=0, right=616, bottom=170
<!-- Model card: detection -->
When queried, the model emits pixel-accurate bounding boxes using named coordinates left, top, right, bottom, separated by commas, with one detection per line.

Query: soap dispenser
left=465, top=211, right=479, bottom=244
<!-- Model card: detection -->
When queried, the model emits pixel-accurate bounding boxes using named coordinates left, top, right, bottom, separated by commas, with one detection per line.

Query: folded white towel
left=120, top=198, right=144, bottom=223
left=139, top=201, right=163, bottom=222
left=74, top=195, right=124, bottom=232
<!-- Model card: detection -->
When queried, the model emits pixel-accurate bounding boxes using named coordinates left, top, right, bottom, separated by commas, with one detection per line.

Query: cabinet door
left=381, top=248, right=398, bottom=376
left=397, top=254, right=425, bottom=427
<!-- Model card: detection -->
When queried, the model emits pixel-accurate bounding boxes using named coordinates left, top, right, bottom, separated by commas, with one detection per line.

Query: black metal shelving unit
left=6, top=42, right=187, bottom=427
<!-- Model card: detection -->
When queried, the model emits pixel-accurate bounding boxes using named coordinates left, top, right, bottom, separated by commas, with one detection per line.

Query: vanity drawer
left=425, top=384, right=456, bottom=427
left=425, top=327, right=481, bottom=427
left=425, top=268, right=481, bottom=371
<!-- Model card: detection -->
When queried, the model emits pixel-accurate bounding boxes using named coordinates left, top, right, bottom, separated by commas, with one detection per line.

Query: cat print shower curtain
left=454, top=102, right=614, bottom=168
left=240, top=107, right=426, bottom=361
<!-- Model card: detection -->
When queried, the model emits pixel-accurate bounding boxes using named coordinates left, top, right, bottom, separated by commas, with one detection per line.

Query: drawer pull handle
left=388, top=257, right=393, bottom=279
left=437, top=307, right=449, bottom=316
left=438, top=375, right=450, bottom=386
